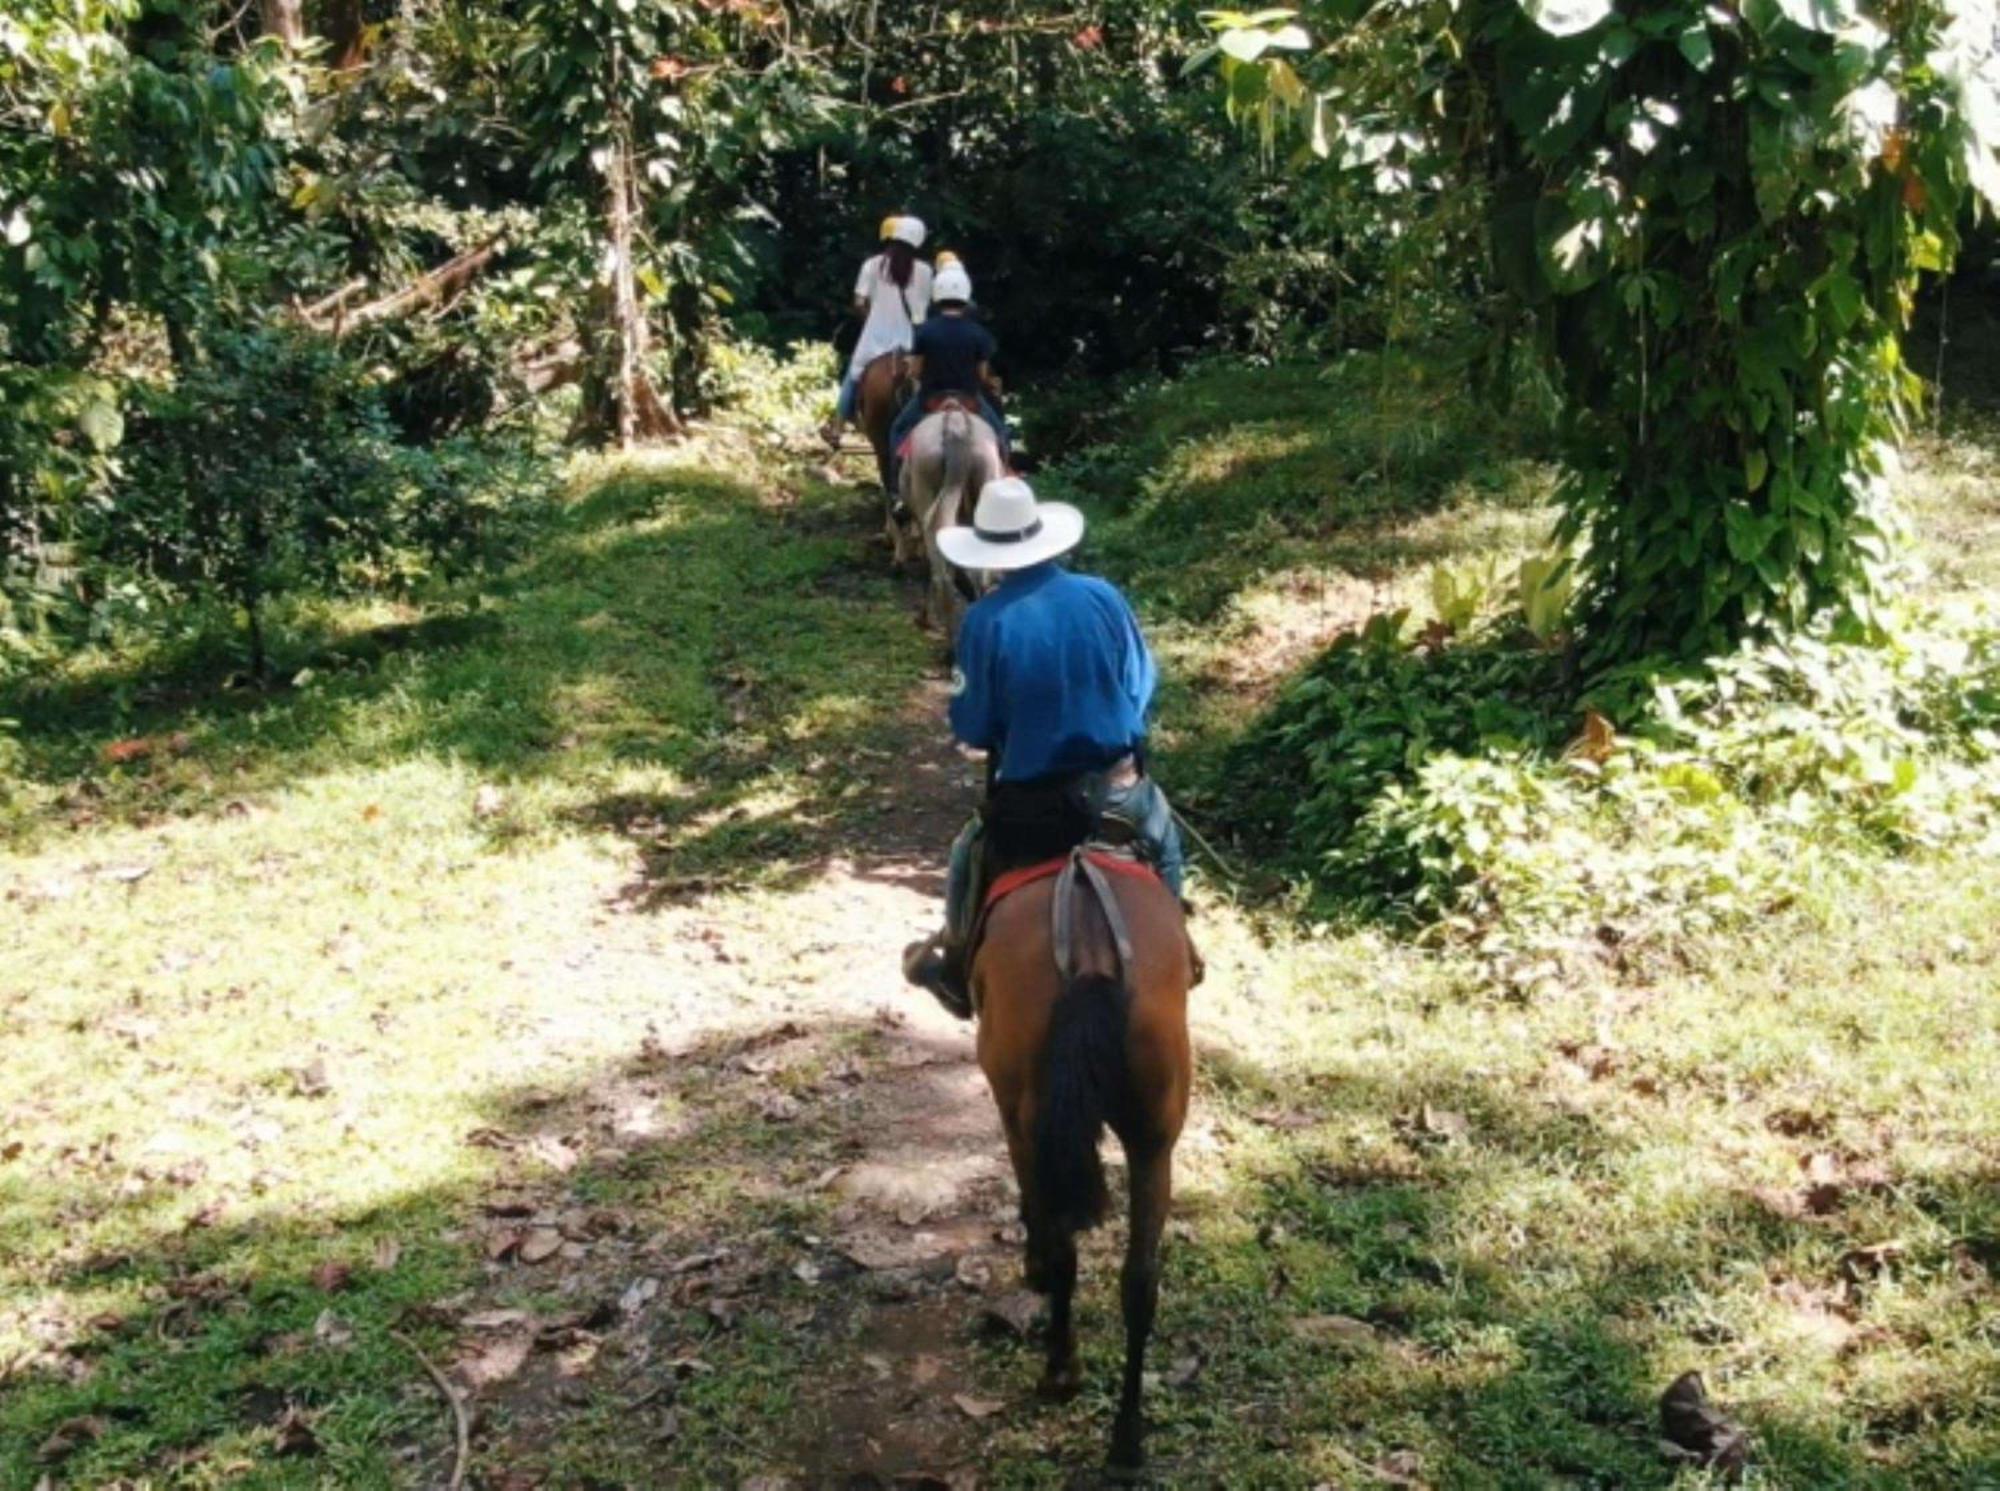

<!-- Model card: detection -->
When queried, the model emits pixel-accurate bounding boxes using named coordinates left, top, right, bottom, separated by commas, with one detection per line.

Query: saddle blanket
left=983, top=850, right=1158, bottom=911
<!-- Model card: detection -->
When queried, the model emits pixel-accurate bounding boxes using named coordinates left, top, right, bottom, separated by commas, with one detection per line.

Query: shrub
left=1222, top=604, right=2000, bottom=966
left=109, top=324, right=548, bottom=675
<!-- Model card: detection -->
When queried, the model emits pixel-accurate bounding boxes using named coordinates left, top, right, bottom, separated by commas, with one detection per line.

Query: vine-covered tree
left=1205, top=0, right=2000, bottom=661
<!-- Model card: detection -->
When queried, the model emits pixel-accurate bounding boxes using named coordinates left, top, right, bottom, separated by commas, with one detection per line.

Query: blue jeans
left=943, top=775, right=1185, bottom=949
left=836, top=368, right=862, bottom=421
left=888, top=393, right=1010, bottom=495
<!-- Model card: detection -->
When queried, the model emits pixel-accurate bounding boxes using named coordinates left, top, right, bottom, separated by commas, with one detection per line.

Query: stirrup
left=902, top=936, right=972, bottom=1020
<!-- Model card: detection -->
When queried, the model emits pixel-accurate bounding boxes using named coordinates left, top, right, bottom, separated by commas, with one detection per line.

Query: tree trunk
left=261, top=0, right=304, bottom=48
left=324, top=0, right=369, bottom=70
left=574, top=48, right=679, bottom=448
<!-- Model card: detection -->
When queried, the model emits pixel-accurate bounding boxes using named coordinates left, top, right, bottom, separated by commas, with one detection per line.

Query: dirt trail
left=454, top=608, right=1062, bottom=1485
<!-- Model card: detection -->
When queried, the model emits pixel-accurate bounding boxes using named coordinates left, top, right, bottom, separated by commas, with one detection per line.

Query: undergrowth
left=1217, top=596, right=2000, bottom=979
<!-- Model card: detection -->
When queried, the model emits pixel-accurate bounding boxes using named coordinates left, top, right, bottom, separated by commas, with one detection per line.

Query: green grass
left=3, top=355, right=1999, bottom=1486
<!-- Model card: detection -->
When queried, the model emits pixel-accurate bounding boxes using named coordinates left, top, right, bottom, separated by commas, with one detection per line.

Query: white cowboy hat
left=932, top=262, right=973, bottom=303
left=938, top=478, right=1085, bottom=572
left=891, top=216, right=927, bottom=248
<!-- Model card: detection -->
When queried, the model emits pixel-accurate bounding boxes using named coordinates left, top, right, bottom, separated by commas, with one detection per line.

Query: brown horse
left=972, top=846, right=1194, bottom=1477
left=855, top=350, right=910, bottom=499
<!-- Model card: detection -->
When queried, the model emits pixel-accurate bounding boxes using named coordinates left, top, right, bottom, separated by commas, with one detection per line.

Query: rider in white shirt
left=823, top=215, right=934, bottom=447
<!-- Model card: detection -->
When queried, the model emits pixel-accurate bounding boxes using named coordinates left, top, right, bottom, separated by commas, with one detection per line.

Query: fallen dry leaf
left=954, top=1255, right=994, bottom=1292
left=519, top=1228, right=564, bottom=1264
left=756, top=1092, right=803, bottom=1123
left=457, top=1331, right=533, bottom=1390
left=310, top=1260, right=353, bottom=1293
left=525, top=1136, right=579, bottom=1173
left=912, top=1354, right=946, bottom=1386
left=620, top=1276, right=661, bottom=1314
left=462, top=1308, right=532, bottom=1330
left=1841, top=1240, right=1906, bottom=1282
left=272, top=1403, right=319, bottom=1457
left=290, top=1059, right=331, bottom=1099
left=952, top=1393, right=1005, bottom=1420
left=486, top=1230, right=524, bottom=1263
left=1291, top=1314, right=1378, bottom=1348
left=372, top=1237, right=403, bottom=1272
left=1164, top=1354, right=1202, bottom=1388
left=37, top=1414, right=108, bottom=1463
left=978, top=1292, right=1039, bottom=1339
left=1250, top=1108, right=1319, bottom=1131
left=312, top=1309, right=353, bottom=1348
left=1417, top=1104, right=1469, bottom=1140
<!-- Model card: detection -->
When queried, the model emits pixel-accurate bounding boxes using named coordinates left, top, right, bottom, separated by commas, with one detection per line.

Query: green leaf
left=1677, top=24, right=1714, bottom=71
left=1520, top=0, right=1615, bottom=38
left=79, top=401, right=123, bottom=452
left=1725, top=504, right=1769, bottom=562
left=1823, top=271, right=1863, bottom=330
left=1772, top=0, right=1856, bottom=33
left=1745, top=448, right=1769, bottom=492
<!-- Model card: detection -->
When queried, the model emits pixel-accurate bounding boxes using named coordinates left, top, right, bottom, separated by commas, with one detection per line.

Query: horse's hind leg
left=998, top=1106, right=1080, bottom=1398
left=1036, top=1227, right=1081, bottom=1401
left=1109, top=1141, right=1173, bottom=1476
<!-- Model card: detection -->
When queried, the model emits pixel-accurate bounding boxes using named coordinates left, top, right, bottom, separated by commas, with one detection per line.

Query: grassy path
left=5, top=368, right=2000, bottom=1486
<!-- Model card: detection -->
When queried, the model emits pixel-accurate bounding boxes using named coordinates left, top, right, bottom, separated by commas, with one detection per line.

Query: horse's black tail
left=1035, top=971, right=1131, bottom=1236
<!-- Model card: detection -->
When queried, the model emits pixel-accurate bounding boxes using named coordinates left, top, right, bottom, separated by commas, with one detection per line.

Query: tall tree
left=514, top=0, right=828, bottom=445
left=1203, top=0, right=2000, bottom=662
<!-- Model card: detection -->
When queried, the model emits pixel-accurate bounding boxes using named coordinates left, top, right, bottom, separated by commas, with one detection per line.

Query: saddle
left=962, top=776, right=1160, bottom=1008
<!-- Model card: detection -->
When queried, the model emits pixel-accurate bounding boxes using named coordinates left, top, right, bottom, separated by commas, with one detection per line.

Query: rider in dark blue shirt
left=903, top=477, right=1186, bottom=1018
left=887, top=261, right=1011, bottom=494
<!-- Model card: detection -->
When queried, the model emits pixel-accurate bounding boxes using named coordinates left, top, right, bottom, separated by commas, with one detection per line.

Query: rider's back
left=952, top=564, right=1154, bottom=784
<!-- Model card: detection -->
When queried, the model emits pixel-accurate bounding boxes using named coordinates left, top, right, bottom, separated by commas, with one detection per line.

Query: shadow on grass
left=1051, top=350, right=1557, bottom=627
left=0, top=457, right=959, bottom=897
left=0, top=1015, right=976, bottom=1485
left=6, top=1015, right=1997, bottom=1484
left=1158, top=1046, right=2000, bottom=1486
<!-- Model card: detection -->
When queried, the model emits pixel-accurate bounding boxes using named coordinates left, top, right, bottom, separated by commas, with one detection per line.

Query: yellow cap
left=880, top=215, right=901, bottom=241
left=935, top=250, right=961, bottom=267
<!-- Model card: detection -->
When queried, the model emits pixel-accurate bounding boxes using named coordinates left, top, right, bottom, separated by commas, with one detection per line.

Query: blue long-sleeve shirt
left=949, top=562, right=1157, bottom=782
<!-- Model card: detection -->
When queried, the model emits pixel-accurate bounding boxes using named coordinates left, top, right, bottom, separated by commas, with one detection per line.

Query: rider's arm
left=1118, top=595, right=1159, bottom=720
left=949, top=613, right=999, bottom=750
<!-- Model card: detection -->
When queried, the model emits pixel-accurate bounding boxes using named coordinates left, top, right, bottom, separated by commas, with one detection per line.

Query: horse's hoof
left=1035, top=1364, right=1082, bottom=1401
left=1106, top=1415, right=1146, bottom=1479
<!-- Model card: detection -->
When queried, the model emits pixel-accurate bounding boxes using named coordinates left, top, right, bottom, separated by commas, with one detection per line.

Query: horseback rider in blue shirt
left=902, top=477, right=1187, bottom=1019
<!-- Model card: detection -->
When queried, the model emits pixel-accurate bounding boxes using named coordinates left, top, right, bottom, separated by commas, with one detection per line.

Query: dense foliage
left=1206, top=0, right=2000, bottom=662
left=2, top=0, right=1349, bottom=674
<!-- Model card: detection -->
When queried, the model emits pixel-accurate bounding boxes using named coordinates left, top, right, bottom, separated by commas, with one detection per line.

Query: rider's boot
left=902, top=931, right=972, bottom=1020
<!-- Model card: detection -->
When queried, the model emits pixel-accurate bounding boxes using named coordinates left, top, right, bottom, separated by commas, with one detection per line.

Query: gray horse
left=895, top=403, right=1006, bottom=647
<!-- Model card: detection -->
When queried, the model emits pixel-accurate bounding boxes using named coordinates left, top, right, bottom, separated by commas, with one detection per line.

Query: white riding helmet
left=891, top=216, right=927, bottom=248
left=933, top=262, right=973, bottom=304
